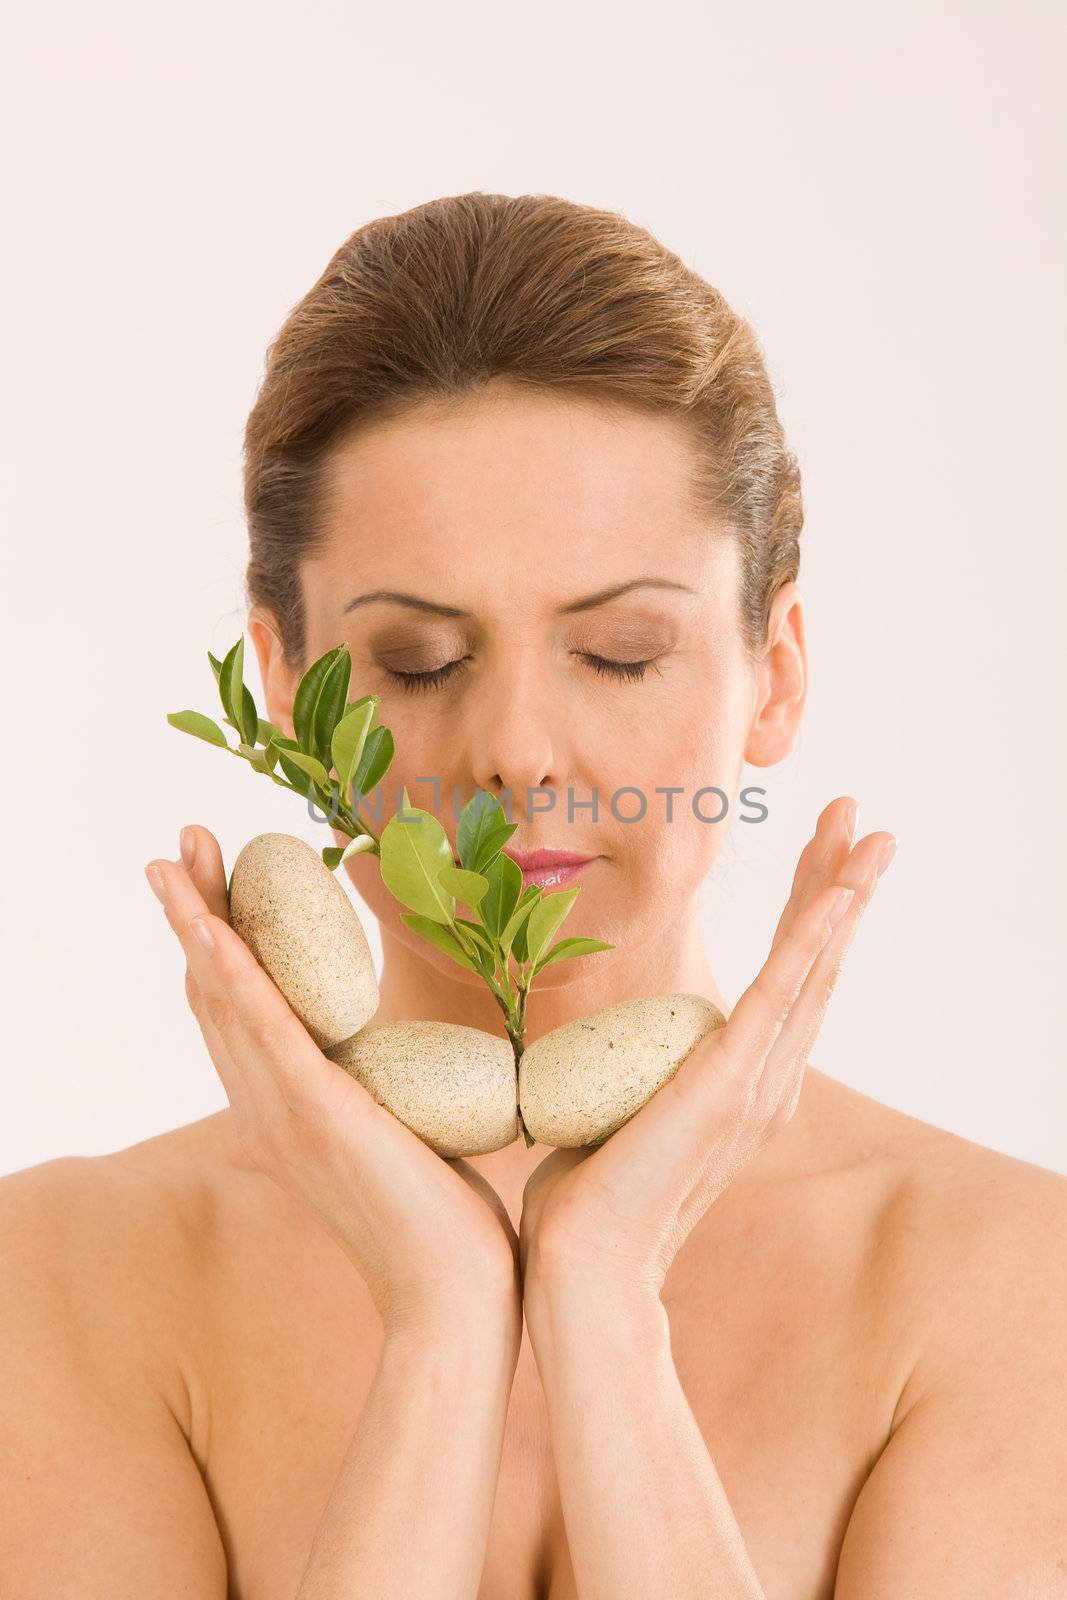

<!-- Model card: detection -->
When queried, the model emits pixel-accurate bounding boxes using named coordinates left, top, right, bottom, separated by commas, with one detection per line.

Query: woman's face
left=254, top=380, right=802, bottom=984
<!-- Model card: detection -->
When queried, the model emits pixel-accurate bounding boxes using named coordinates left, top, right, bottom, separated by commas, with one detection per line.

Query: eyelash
left=384, top=652, right=656, bottom=695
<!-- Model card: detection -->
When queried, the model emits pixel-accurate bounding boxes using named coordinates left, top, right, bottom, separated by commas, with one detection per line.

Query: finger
left=715, top=859, right=877, bottom=1090
left=175, top=826, right=231, bottom=1023
left=620, top=830, right=889, bottom=1185
left=148, top=854, right=285, bottom=1117
left=760, top=833, right=897, bottom=1123
left=145, top=857, right=356, bottom=1131
left=187, top=984, right=254, bottom=1120
left=177, top=824, right=231, bottom=923
left=770, top=796, right=857, bottom=954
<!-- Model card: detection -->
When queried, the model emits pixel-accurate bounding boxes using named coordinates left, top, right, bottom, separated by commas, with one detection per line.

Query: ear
left=743, top=582, right=807, bottom=767
left=247, top=607, right=300, bottom=742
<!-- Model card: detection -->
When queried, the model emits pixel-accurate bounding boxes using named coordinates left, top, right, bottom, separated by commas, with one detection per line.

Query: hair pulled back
left=243, top=191, right=802, bottom=671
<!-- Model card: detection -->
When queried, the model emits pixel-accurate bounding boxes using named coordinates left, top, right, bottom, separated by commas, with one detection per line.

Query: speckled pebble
left=518, top=993, right=727, bottom=1148
left=228, top=832, right=379, bottom=1050
left=327, top=1020, right=519, bottom=1157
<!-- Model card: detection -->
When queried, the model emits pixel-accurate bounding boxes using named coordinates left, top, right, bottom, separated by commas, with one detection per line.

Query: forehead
left=312, top=382, right=732, bottom=602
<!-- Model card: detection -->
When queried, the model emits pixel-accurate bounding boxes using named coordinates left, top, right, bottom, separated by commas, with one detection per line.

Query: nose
left=465, top=649, right=562, bottom=814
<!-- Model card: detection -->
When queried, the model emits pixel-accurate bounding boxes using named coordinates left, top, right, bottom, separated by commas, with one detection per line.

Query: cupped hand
left=144, top=824, right=520, bottom=1342
left=518, top=796, right=896, bottom=1309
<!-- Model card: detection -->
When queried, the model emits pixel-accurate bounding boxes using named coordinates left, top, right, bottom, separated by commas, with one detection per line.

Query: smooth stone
left=518, top=992, right=727, bottom=1148
left=228, top=832, right=379, bottom=1050
left=327, top=1019, right=519, bottom=1158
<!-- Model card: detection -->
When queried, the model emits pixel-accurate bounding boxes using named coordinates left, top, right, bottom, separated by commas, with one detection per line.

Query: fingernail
left=190, top=915, right=215, bottom=953
left=827, top=886, right=855, bottom=928
left=145, top=863, right=166, bottom=903
left=876, top=837, right=897, bottom=878
left=180, top=827, right=196, bottom=869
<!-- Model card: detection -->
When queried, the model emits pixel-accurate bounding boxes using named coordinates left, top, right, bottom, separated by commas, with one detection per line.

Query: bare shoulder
left=804, top=1085, right=1067, bottom=1587
left=0, top=1114, right=242, bottom=1433
left=803, top=1068, right=1067, bottom=1399
left=0, top=1121, right=240, bottom=1594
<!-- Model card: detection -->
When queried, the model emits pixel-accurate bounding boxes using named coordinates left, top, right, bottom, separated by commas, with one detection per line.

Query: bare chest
left=193, top=1195, right=902, bottom=1600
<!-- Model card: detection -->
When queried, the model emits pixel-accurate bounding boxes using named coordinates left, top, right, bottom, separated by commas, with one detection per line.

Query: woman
left=4, top=192, right=1064, bottom=1598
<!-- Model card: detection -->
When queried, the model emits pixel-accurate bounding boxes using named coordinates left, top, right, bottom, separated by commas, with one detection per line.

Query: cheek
left=592, top=681, right=748, bottom=892
left=348, top=743, right=462, bottom=834
left=593, top=679, right=745, bottom=826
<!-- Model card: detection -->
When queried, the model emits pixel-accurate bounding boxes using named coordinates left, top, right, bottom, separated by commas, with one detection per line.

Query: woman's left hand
left=519, top=795, right=897, bottom=1309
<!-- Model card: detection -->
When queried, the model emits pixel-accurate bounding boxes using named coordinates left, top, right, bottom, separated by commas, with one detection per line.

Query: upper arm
left=834, top=1381, right=1067, bottom=1597
left=834, top=1165, right=1067, bottom=1598
left=0, top=1159, right=228, bottom=1597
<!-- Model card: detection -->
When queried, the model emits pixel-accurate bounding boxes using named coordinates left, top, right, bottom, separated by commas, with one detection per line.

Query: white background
left=1, top=0, right=1063, bottom=1177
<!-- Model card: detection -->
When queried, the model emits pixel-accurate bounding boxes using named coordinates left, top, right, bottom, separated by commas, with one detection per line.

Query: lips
left=448, top=847, right=601, bottom=894
left=502, top=847, right=600, bottom=893
left=502, top=848, right=598, bottom=871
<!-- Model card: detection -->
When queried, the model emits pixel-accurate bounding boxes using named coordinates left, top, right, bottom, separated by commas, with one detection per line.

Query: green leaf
left=275, top=749, right=312, bottom=794
left=400, top=913, right=478, bottom=972
left=378, top=788, right=456, bottom=925
left=507, top=885, right=543, bottom=963
left=438, top=865, right=490, bottom=908
left=457, top=792, right=516, bottom=874
left=235, top=741, right=273, bottom=773
left=167, top=709, right=229, bottom=748
left=475, top=820, right=518, bottom=876
left=523, top=887, right=581, bottom=970
left=351, top=725, right=394, bottom=795
left=292, top=645, right=344, bottom=757
left=281, top=749, right=331, bottom=789
left=217, top=638, right=242, bottom=724
left=218, top=638, right=257, bottom=744
left=456, top=791, right=495, bottom=867
left=217, top=636, right=258, bottom=745
left=478, top=850, right=523, bottom=941
left=454, top=917, right=497, bottom=955
left=240, top=687, right=259, bottom=746
left=312, top=647, right=352, bottom=764
left=322, top=846, right=347, bottom=869
left=207, top=650, right=224, bottom=682
left=532, top=936, right=615, bottom=975
left=267, top=769, right=302, bottom=795
left=331, top=700, right=376, bottom=793
left=500, top=890, right=538, bottom=960
left=266, top=733, right=308, bottom=785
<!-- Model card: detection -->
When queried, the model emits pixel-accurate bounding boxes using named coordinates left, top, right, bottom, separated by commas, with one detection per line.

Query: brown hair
left=243, top=191, right=802, bottom=671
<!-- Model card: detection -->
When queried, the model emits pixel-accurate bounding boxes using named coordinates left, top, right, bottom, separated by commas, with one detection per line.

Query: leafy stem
left=168, top=636, right=615, bottom=1096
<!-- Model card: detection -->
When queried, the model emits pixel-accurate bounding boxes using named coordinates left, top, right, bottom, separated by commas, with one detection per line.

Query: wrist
left=523, top=1261, right=669, bottom=1355
left=383, top=1288, right=522, bottom=1361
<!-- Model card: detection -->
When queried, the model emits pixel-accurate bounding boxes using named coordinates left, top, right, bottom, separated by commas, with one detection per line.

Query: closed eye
left=574, top=651, right=658, bottom=683
left=383, top=652, right=661, bottom=695
left=383, top=658, right=468, bottom=694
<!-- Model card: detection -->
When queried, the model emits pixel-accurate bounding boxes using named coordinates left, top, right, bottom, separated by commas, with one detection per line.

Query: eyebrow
left=341, top=576, right=697, bottom=618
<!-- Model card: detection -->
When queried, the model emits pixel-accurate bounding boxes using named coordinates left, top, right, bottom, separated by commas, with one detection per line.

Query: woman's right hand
left=144, top=823, right=521, bottom=1345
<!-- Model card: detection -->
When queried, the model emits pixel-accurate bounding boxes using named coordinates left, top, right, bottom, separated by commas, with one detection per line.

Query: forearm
left=525, top=1277, right=765, bottom=1600
left=294, top=1313, right=519, bottom=1600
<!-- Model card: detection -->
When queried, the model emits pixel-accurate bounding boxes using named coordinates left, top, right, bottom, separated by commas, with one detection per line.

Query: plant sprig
left=169, top=637, right=615, bottom=1146
left=168, top=635, right=389, bottom=851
